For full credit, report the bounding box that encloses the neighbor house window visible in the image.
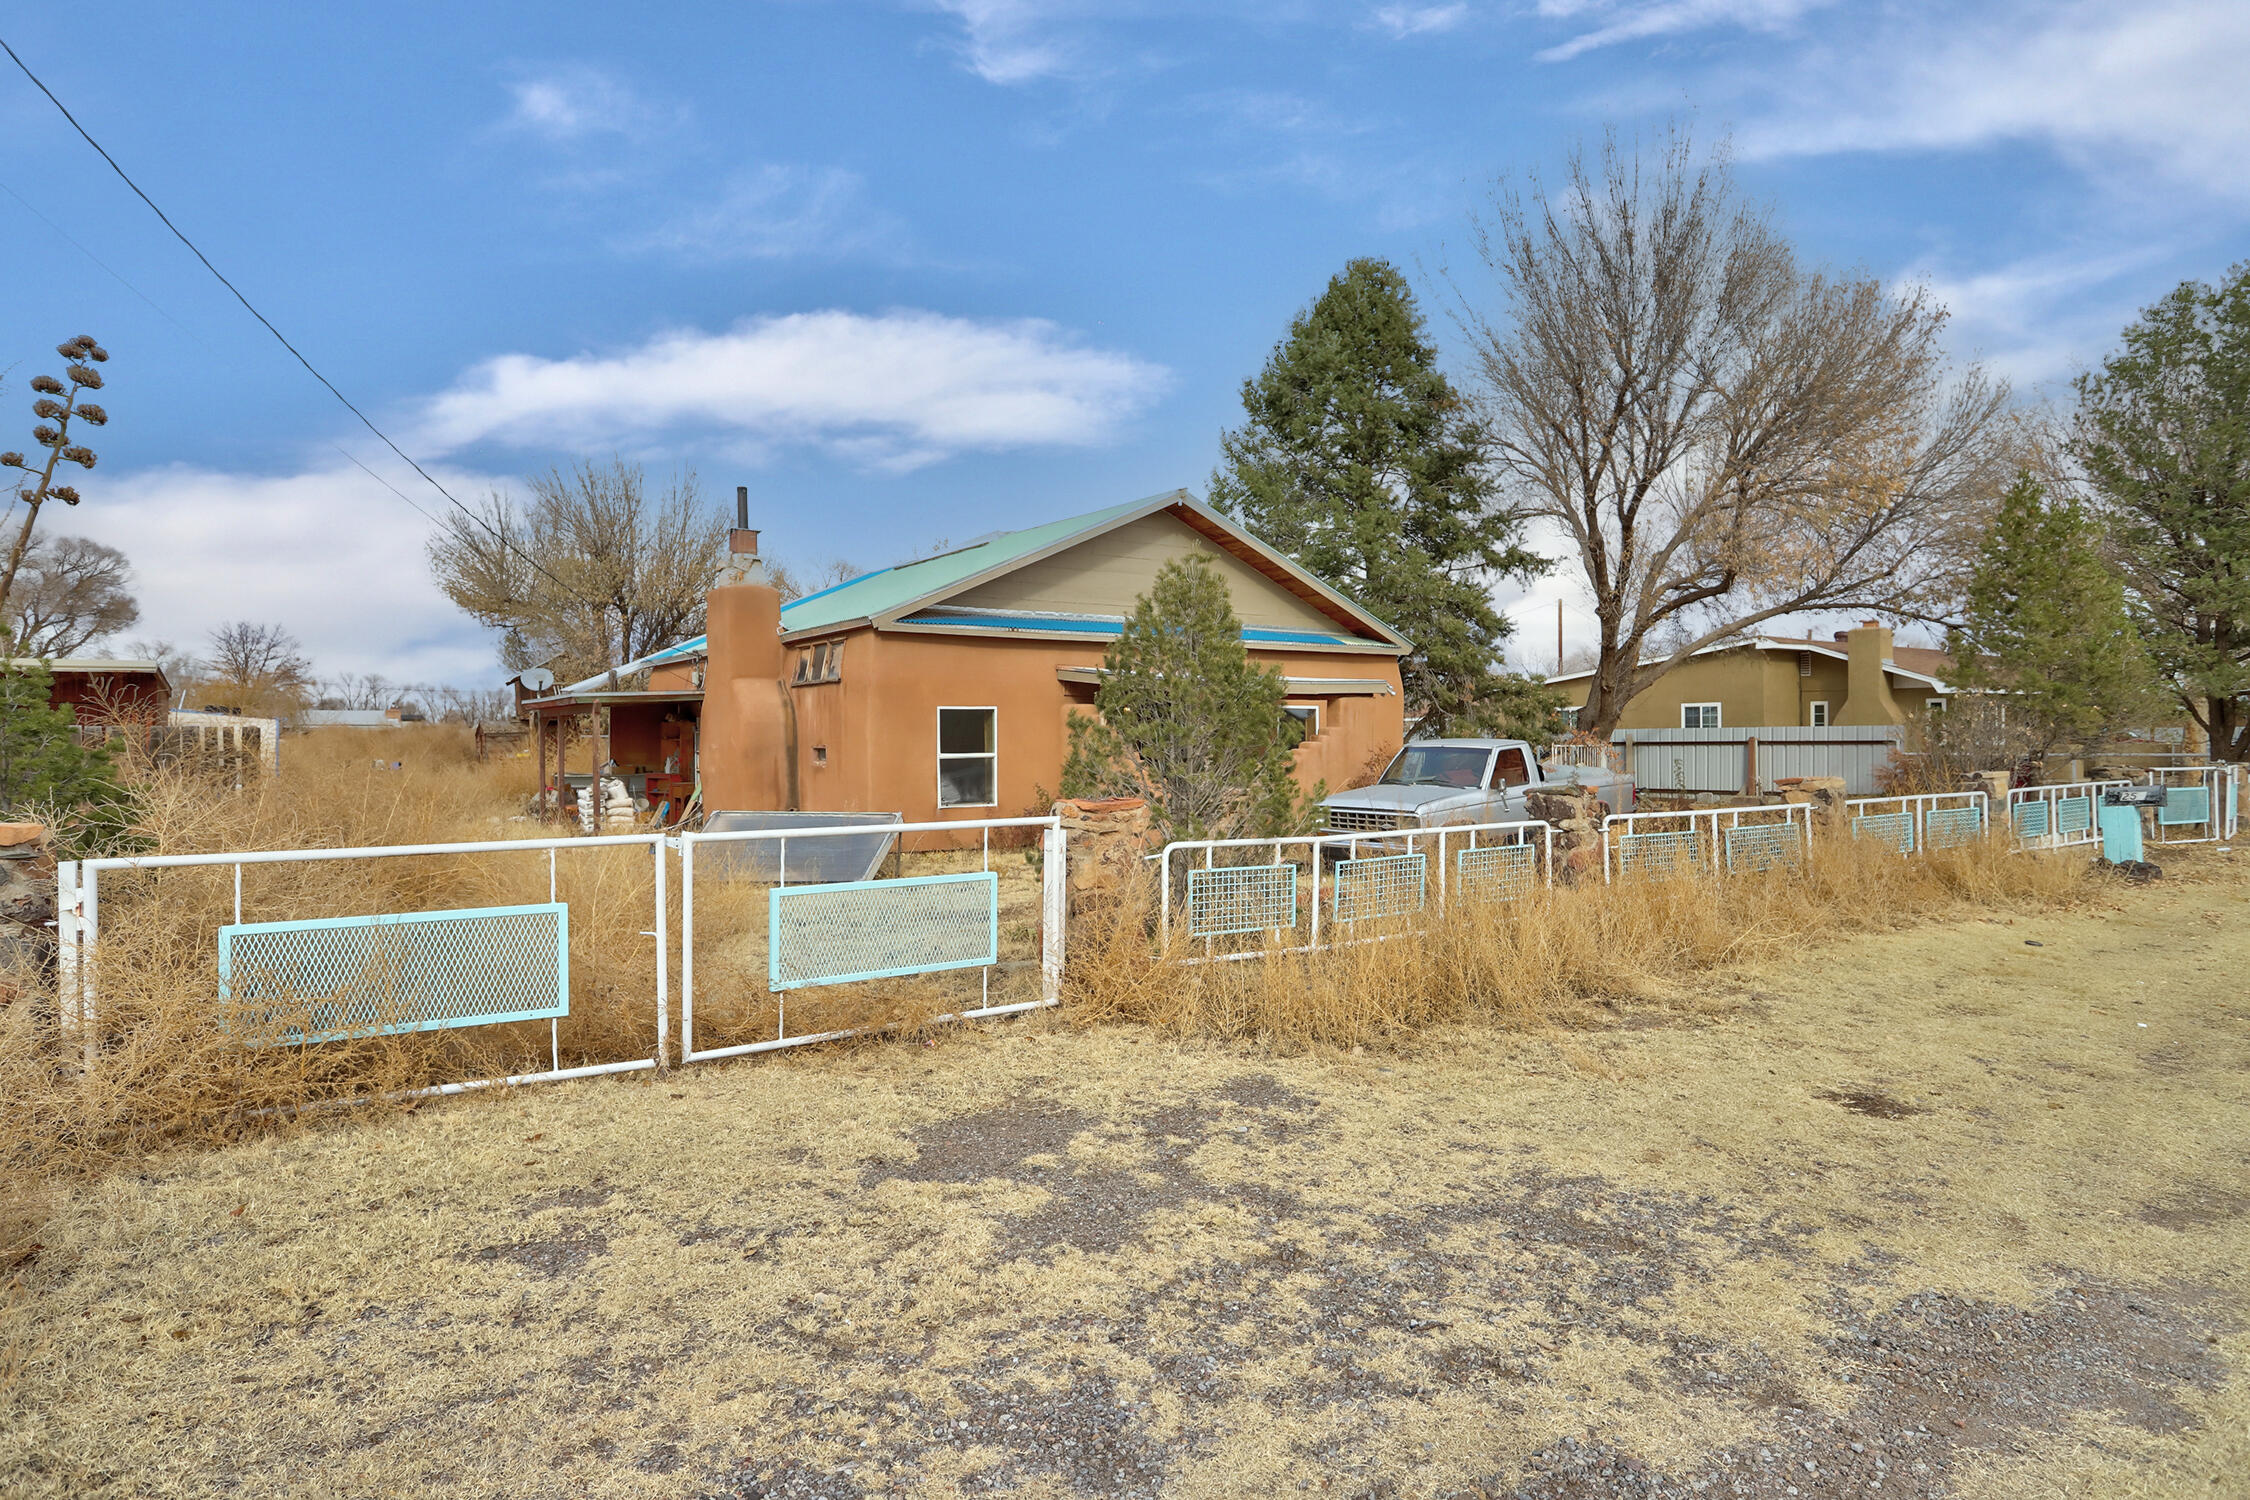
[937,707,997,807]
[1927,698,1947,714]
[1808,701,1830,728]
[1281,704,1319,745]
[1681,703,1721,729]
[1557,706,1580,731]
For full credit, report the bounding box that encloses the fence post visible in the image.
[1041,824,1067,1006]
[653,836,669,1072]
[56,859,80,1052]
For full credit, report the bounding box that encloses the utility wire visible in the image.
[0,34,571,601]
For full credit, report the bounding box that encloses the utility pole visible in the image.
[1556,598,1564,677]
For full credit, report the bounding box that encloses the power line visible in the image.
[0,34,574,600]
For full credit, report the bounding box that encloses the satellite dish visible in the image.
[518,668,555,692]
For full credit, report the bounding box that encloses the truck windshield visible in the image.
[1379,747,1492,789]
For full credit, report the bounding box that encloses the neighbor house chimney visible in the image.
[1834,620,1904,728]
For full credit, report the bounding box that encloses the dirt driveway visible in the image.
[5,857,2249,1499]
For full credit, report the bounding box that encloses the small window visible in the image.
[1281,704,1319,746]
[1927,698,1947,714]
[1492,746,1532,788]
[1808,701,1830,728]
[1556,706,1579,731]
[792,641,843,685]
[812,745,828,767]
[1681,703,1721,730]
[937,707,997,808]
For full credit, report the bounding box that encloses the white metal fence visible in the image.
[2005,780,2128,852]
[1844,792,1990,854]
[56,833,668,1093]
[2145,765,2238,846]
[1599,804,1816,883]
[676,816,1066,1062]
[1158,820,1553,963]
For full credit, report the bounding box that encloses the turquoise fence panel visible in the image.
[1455,843,1538,902]
[1725,822,1805,873]
[1924,806,1983,850]
[2159,787,2210,827]
[2055,796,2093,836]
[1186,864,1298,938]
[2011,801,2050,840]
[1617,830,1703,881]
[1333,853,1426,922]
[218,902,568,1046]
[1851,812,1915,853]
[769,872,996,991]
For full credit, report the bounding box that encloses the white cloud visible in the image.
[500,65,671,143]
[66,463,501,686]
[1900,244,2178,392]
[928,0,1086,84]
[414,311,1170,471]
[1370,3,1469,39]
[616,166,904,263]
[1535,0,1828,61]
[1736,0,2250,201]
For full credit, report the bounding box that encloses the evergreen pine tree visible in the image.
[1060,554,1319,841]
[1211,258,1546,737]
[1948,473,2158,758]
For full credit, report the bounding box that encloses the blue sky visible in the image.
[4,0,2247,686]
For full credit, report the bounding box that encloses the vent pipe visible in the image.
[729,485,759,556]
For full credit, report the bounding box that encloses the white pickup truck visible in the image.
[1321,738,1635,833]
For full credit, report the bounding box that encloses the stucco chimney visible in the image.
[701,493,798,811]
[1834,620,1904,728]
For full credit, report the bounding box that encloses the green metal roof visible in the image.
[776,493,1158,634]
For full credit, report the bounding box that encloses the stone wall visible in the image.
[1053,798,1158,916]
[0,822,55,1008]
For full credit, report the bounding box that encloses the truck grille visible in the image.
[1326,808,1408,834]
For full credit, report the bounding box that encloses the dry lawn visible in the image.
[4,851,2248,1498]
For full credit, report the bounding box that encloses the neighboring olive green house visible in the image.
[1549,623,1957,745]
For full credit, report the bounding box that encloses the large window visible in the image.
[1681,703,1722,729]
[937,707,997,808]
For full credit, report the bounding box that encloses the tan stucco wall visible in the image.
[782,630,1403,835]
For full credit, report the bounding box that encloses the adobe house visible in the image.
[527,490,1409,830]
[1546,623,1957,742]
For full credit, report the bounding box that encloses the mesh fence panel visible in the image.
[1455,842,1538,903]
[1724,822,1804,873]
[2055,795,2094,836]
[2159,787,2211,827]
[1185,864,1299,938]
[1333,853,1427,923]
[1924,806,1983,849]
[1851,812,1916,853]
[2011,802,2050,840]
[1616,831,1703,881]
[219,904,568,1045]
[770,872,997,990]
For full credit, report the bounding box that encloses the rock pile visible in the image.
[1775,776,1848,835]
[1522,783,1605,882]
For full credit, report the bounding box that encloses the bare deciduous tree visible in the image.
[7,535,138,656]
[427,459,726,683]
[205,621,313,711]
[1457,129,2016,734]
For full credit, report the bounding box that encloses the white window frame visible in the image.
[1681,702,1722,730]
[1283,703,1320,737]
[935,705,998,809]
[1807,700,1830,728]
[1927,697,1947,714]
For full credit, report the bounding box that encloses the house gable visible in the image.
[938,510,1350,639]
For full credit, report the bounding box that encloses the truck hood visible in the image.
[1323,784,1484,815]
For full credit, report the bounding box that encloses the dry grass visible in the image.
[0,852,2243,1498]
[1070,829,2094,1049]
